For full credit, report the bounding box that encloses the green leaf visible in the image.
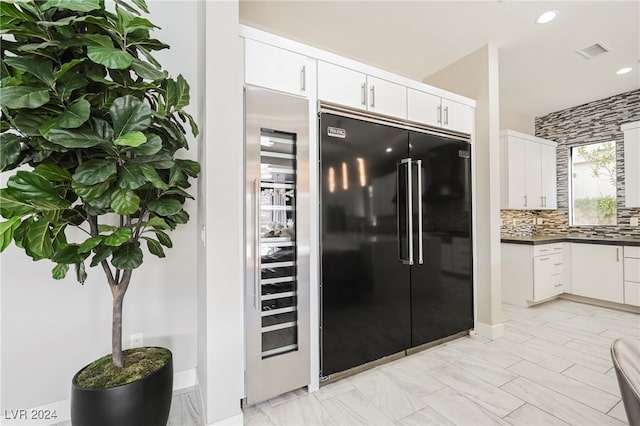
[128,133,161,155]
[139,163,168,190]
[110,188,140,215]
[176,159,201,177]
[41,0,100,12]
[87,46,133,70]
[98,224,116,233]
[7,171,70,208]
[13,113,49,136]
[182,111,199,137]
[145,216,169,230]
[0,133,22,170]
[104,227,132,247]
[147,199,182,216]
[0,2,32,21]
[73,159,116,185]
[47,128,106,148]
[4,56,54,86]
[0,188,33,218]
[75,261,87,284]
[33,163,72,181]
[163,187,194,200]
[57,99,90,129]
[24,217,53,260]
[90,117,114,141]
[0,86,50,109]
[110,95,151,138]
[155,230,173,248]
[163,74,190,113]
[82,34,114,48]
[78,236,103,253]
[90,245,112,267]
[117,163,146,190]
[57,73,87,100]
[131,152,174,169]
[144,237,165,258]
[51,244,88,264]
[130,58,165,81]
[52,263,69,280]
[55,59,84,81]
[71,179,113,200]
[111,242,143,269]
[114,131,146,147]
[126,16,157,32]
[0,217,21,252]
[130,0,149,13]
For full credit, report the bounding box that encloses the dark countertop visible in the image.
[501,235,640,246]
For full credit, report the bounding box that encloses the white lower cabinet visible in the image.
[570,243,624,304]
[502,243,564,307]
[624,246,640,306]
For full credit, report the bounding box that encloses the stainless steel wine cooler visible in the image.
[244,86,310,404]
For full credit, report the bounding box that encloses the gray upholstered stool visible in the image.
[611,337,640,426]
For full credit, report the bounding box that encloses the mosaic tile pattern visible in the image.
[501,90,640,239]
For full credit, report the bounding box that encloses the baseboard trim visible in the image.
[475,322,504,340]
[209,413,243,426]
[10,368,199,426]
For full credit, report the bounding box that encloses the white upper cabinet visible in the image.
[407,89,473,134]
[317,61,407,119]
[622,121,640,208]
[244,39,310,97]
[366,76,407,118]
[501,130,557,210]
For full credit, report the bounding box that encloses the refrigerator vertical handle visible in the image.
[254,178,261,309]
[416,159,423,265]
[397,159,414,265]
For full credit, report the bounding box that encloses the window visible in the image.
[570,141,617,225]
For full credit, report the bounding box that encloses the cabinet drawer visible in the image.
[533,243,562,257]
[625,246,640,259]
[624,281,640,306]
[624,257,640,282]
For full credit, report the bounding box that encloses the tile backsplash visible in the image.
[500,209,640,239]
[501,89,640,240]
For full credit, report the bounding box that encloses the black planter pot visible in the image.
[71,348,173,426]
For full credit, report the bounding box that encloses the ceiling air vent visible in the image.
[576,42,611,59]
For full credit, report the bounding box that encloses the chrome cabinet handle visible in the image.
[444,106,449,125]
[254,178,261,309]
[539,257,550,261]
[416,159,423,265]
[300,65,306,91]
[370,85,376,108]
[437,105,442,124]
[361,83,366,106]
[523,195,528,207]
[540,196,544,208]
[397,159,413,265]
[617,248,620,262]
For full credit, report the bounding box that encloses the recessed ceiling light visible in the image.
[536,10,558,24]
[616,67,632,75]
[385,147,393,153]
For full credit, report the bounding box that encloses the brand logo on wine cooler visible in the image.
[458,150,470,158]
[327,127,346,139]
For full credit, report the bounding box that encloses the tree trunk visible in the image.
[112,288,125,368]
[112,270,133,368]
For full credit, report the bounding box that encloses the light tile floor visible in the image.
[243,299,640,425]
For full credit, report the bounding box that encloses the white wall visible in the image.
[0,0,201,411]
[500,107,535,135]
[425,45,504,336]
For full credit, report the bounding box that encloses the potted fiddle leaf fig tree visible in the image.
[0,0,199,424]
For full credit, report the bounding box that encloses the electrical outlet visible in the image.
[537,218,544,225]
[130,333,143,348]
[631,217,639,227]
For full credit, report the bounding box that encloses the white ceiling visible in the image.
[239,1,640,119]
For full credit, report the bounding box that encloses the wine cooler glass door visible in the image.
[245,86,310,405]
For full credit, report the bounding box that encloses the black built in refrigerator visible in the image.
[320,110,473,377]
